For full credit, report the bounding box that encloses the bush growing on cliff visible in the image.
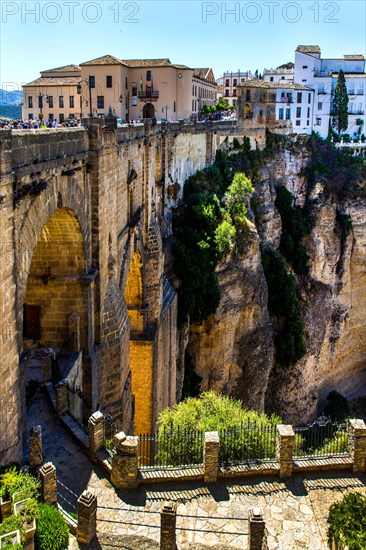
[327,492,366,549]
[275,185,312,275]
[156,391,281,465]
[261,247,306,368]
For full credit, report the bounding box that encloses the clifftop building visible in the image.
[22,55,217,123]
[217,70,253,107]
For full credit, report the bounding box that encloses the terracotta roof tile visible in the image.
[23,76,81,87]
[41,64,81,73]
[238,78,313,91]
[296,45,321,54]
[80,55,127,66]
[121,58,172,67]
[343,55,365,60]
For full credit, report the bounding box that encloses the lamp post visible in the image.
[77,76,94,117]
[162,105,170,122]
[79,96,88,119]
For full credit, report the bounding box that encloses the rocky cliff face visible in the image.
[181,143,366,423]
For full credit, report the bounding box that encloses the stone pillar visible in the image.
[41,349,55,382]
[76,490,97,545]
[69,312,81,353]
[39,462,57,506]
[29,425,42,473]
[110,432,139,489]
[88,411,105,457]
[203,431,219,483]
[348,419,366,473]
[160,501,177,550]
[276,424,295,478]
[55,381,68,415]
[249,507,266,550]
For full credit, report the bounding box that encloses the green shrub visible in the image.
[261,247,306,368]
[156,391,281,465]
[324,390,350,422]
[328,492,366,549]
[0,468,40,503]
[0,514,24,547]
[35,504,69,550]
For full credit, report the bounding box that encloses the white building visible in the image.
[217,70,253,107]
[294,46,366,138]
[263,63,294,83]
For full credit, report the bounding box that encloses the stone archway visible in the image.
[143,103,155,119]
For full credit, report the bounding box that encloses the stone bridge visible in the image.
[0,118,256,464]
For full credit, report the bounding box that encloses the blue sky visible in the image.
[1,0,365,90]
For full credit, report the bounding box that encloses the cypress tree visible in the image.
[331,69,349,138]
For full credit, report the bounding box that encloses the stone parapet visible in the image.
[110,432,139,489]
[348,418,366,473]
[160,501,177,550]
[39,462,57,506]
[55,381,68,416]
[88,411,105,457]
[276,424,295,478]
[203,431,219,483]
[76,490,97,545]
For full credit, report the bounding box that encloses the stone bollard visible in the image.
[55,381,68,415]
[348,419,366,473]
[29,425,43,473]
[110,432,139,489]
[39,462,57,506]
[203,431,219,483]
[76,490,97,545]
[160,501,177,550]
[88,411,105,457]
[276,424,295,478]
[249,507,266,550]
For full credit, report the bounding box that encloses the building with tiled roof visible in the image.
[216,70,253,107]
[23,54,217,122]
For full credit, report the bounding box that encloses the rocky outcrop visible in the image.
[186,228,273,412]
[182,144,366,424]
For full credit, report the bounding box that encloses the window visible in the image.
[28,96,33,108]
[69,96,74,108]
[48,96,53,108]
[307,107,310,117]
[59,96,64,108]
[29,114,33,120]
[233,78,237,86]
[89,75,95,88]
[174,101,176,112]
[286,108,291,120]
[316,117,321,126]
[308,93,311,103]
[297,92,302,103]
[259,109,263,116]
[146,70,151,81]
[233,89,236,97]
[38,96,43,108]
[302,65,308,69]
[106,75,112,88]
[281,76,285,80]
[318,87,325,94]
[225,79,229,87]
[192,99,194,111]
[225,89,229,96]
[192,85,194,95]
[48,113,53,121]
[296,107,301,118]
[302,79,307,82]
[307,120,310,126]
[97,96,104,109]
[318,102,322,110]
[296,120,301,126]
[245,90,251,101]
[125,77,128,89]
[132,84,137,96]
[270,77,274,82]
[59,114,64,123]
[279,108,284,120]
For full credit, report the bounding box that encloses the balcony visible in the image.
[138,90,159,101]
[349,110,364,115]
[318,89,327,95]
[356,90,365,95]
[279,97,293,104]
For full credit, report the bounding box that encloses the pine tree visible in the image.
[331,69,349,138]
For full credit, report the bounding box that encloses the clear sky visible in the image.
[1,0,365,90]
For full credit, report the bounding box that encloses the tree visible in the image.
[331,69,349,137]
[328,492,366,549]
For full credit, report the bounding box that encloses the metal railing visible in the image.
[138,427,204,469]
[219,422,277,466]
[138,90,159,100]
[293,416,349,459]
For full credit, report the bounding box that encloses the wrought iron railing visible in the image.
[219,422,277,466]
[138,90,159,100]
[293,416,349,459]
[138,427,204,469]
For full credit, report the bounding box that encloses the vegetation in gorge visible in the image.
[261,247,306,368]
[327,492,366,550]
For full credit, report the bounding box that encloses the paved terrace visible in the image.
[25,389,366,549]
